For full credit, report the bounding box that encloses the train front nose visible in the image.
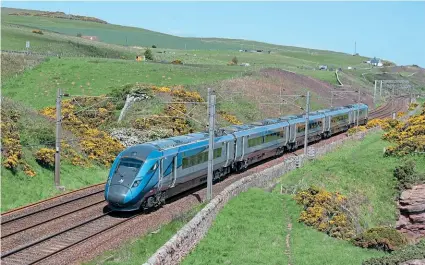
[107,185,132,206]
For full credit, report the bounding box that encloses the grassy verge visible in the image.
[181,189,384,265]
[182,188,287,265]
[84,204,205,265]
[282,195,385,265]
[1,162,108,212]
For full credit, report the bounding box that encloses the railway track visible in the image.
[369,96,408,120]
[0,97,408,265]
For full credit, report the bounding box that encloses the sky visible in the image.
[2,1,425,67]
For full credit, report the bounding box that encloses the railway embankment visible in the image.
[143,127,380,265]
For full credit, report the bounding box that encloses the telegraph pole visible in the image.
[55,88,62,189]
[304,91,310,156]
[373,80,377,106]
[357,88,361,127]
[207,88,216,201]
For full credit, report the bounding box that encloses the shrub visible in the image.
[76,33,82,37]
[394,160,425,190]
[294,186,355,240]
[352,227,407,252]
[35,148,55,169]
[347,126,366,135]
[144,48,154,61]
[152,45,157,48]
[232,56,238,65]
[408,102,419,111]
[363,239,425,265]
[32,29,43,35]
[171,60,183,65]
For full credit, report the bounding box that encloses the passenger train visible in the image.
[105,103,369,211]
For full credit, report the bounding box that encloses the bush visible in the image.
[152,45,157,48]
[35,148,55,169]
[363,239,425,265]
[394,160,425,190]
[352,227,407,252]
[144,48,154,61]
[171,60,183,65]
[32,29,43,35]
[294,186,355,240]
[76,33,82,37]
[232,56,238,65]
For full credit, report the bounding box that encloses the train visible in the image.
[104,103,369,211]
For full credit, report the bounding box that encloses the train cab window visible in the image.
[118,158,143,170]
[115,158,143,177]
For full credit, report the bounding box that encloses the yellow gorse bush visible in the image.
[41,97,124,166]
[1,108,36,176]
[295,186,355,240]
[218,111,243,125]
[367,102,425,156]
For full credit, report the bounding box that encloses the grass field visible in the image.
[1,57,247,109]
[178,132,425,264]
[1,162,108,212]
[181,189,384,265]
[274,132,425,228]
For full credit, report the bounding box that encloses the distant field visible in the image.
[1,57,247,109]
[2,8,368,64]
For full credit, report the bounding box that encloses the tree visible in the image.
[144,48,154,61]
[76,33,82,37]
[152,45,157,48]
[232,56,238,65]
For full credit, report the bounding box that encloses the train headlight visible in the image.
[132,180,141,188]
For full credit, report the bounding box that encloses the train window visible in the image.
[248,136,263,147]
[331,114,349,123]
[182,147,223,169]
[264,132,280,143]
[297,124,305,133]
[214,148,222,159]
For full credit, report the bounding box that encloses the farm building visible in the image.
[366,57,383,67]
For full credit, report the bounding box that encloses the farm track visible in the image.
[0,97,408,265]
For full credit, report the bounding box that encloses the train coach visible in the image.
[105,103,368,211]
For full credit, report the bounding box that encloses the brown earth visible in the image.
[214,68,375,119]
